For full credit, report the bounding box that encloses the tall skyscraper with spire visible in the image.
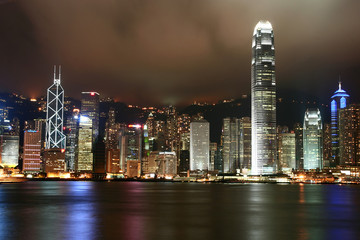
[45,66,66,149]
[251,21,276,175]
[330,80,350,167]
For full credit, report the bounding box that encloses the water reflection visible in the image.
[0,182,360,240]
[64,182,98,240]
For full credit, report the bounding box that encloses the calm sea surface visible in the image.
[1,181,360,240]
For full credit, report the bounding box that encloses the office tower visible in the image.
[156,152,177,177]
[145,112,155,138]
[119,125,142,174]
[127,160,141,178]
[0,121,19,168]
[209,142,217,171]
[330,82,350,166]
[278,132,296,173]
[222,118,240,173]
[339,104,360,165]
[215,145,223,172]
[34,119,46,149]
[77,115,93,172]
[81,92,100,143]
[180,132,190,150]
[239,117,251,171]
[44,149,66,174]
[179,150,190,173]
[251,21,277,175]
[294,123,304,170]
[93,139,106,178]
[46,66,66,149]
[165,106,178,151]
[303,109,323,170]
[22,130,41,173]
[64,109,80,171]
[322,124,332,168]
[190,120,209,171]
[105,109,122,173]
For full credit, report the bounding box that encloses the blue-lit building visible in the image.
[330,82,350,167]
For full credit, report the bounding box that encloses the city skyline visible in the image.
[0,1,360,106]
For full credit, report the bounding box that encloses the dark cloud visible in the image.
[0,0,360,105]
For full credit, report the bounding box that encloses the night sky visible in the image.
[0,0,360,106]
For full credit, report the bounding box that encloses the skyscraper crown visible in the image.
[253,20,273,35]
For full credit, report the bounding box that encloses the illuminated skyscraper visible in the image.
[251,21,276,174]
[278,132,296,173]
[323,123,332,168]
[0,121,19,168]
[209,142,217,171]
[64,109,80,171]
[330,81,350,166]
[294,123,304,170]
[303,109,323,170]
[190,120,209,171]
[119,125,142,175]
[46,66,66,149]
[23,130,41,173]
[239,117,252,171]
[222,118,240,173]
[105,109,122,173]
[339,104,360,166]
[81,92,100,143]
[77,115,93,172]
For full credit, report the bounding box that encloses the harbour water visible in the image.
[0,182,359,240]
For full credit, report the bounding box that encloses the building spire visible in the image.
[338,75,342,90]
[53,65,56,82]
[53,65,61,85]
[59,65,61,81]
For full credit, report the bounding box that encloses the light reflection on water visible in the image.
[0,182,360,240]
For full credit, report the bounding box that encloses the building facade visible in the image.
[239,117,251,171]
[77,115,93,172]
[222,118,240,173]
[190,120,209,171]
[64,109,80,171]
[23,130,42,173]
[81,92,100,143]
[339,104,360,166]
[278,132,296,173]
[303,109,323,170]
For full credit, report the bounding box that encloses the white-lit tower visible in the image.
[303,108,323,170]
[251,21,277,175]
[45,65,66,149]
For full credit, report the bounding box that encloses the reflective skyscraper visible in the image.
[46,66,66,149]
[222,118,240,173]
[303,108,323,170]
[251,21,276,175]
[190,120,209,171]
[330,82,350,166]
[81,92,100,143]
[77,115,93,172]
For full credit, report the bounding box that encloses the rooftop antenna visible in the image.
[53,65,56,80]
[338,75,342,90]
[53,65,61,85]
[59,65,61,81]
